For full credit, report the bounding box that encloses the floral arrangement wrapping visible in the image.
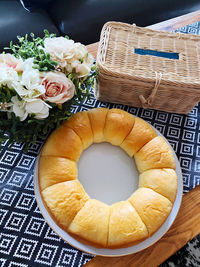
[0,31,95,150]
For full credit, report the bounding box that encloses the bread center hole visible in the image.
[78,143,139,205]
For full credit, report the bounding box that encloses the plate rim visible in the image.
[33,124,183,257]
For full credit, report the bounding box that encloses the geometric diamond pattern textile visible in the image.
[1,22,200,266]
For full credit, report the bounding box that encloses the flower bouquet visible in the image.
[0,30,95,150]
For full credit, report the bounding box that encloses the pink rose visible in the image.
[0,53,22,72]
[41,72,75,104]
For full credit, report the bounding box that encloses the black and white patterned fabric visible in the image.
[1,22,200,267]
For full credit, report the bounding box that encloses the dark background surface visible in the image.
[0,0,200,51]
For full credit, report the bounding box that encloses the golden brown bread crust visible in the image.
[39,156,77,191]
[42,180,89,230]
[62,111,93,150]
[39,108,178,248]
[41,126,83,162]
[134,136,176,173]
[129,188,172,236]
[87,108,108,143]
[120,117,157,157]
[104,108,135,145]
[68,199,110,247]
[139,168,178,203]
[108,201,148,248]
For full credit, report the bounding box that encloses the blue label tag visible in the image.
[134,48,179,60]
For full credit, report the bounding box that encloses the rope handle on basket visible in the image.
[139,72,162,108]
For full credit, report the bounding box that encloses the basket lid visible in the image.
[97,21,200,87]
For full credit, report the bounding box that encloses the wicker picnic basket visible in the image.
[95,21,200,114]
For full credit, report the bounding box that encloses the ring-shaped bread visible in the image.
[39,108,177,248]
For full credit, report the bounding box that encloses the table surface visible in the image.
[0,10,200,267]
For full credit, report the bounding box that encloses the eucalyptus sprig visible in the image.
[6,30,58,71]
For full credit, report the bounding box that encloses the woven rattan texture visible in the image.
[96,22,200,114]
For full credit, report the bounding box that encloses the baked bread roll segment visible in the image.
[39,156,77,191]
[104,109,135,145]
[41,126,83,162]
[120,117,157,157]
[38,108,178,249]
[129,188,172,236]
[87,108,108,143]
[108,201,148,248]
[139,168,178,203]
[134,136,176,173]
[42,180,89,231]
[68,199,109,247]
[62,111,93,150]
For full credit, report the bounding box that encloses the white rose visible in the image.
[21,68,43,91]
[0,53,22,72]
[9,96,50,121]
[73,43,88,59]
[72,62,91,78]
[21,58,34,71]
[0,64,20,89]
[16,59,45,98]
[41,72,75,104]
[43,37,93,75]
[9,96,28,121]
[70,44,93,77]
[25,99,50,119]
[72,43,94,66]
[43,37,75,67]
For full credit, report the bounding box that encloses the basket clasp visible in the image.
[139,72,162,108]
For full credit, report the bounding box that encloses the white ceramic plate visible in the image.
[34,128,183,257]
